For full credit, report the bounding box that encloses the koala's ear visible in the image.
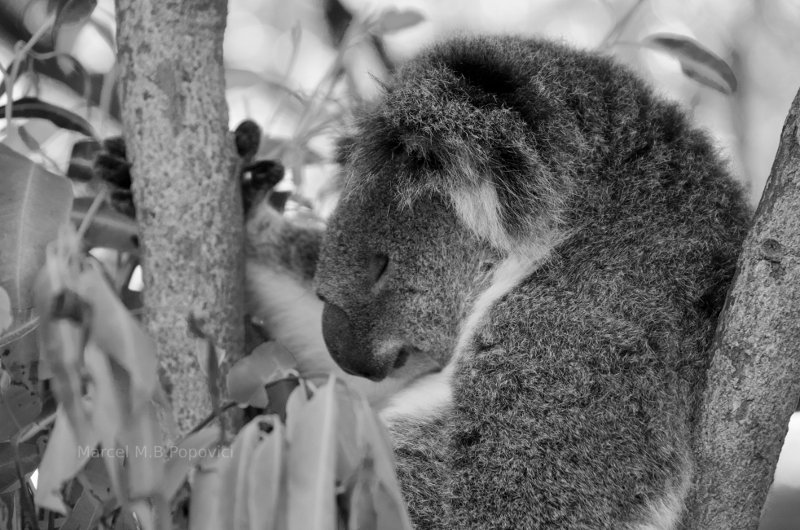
[366,38,573,253]
[442,45,554,135]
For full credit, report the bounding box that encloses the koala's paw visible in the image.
[91,120,287,218]
[241,159,286,214]
[93,136,135,218]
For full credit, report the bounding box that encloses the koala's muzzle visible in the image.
[322,301,396,380]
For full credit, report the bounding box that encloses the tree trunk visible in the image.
[688,87,800,528]
[116,0,243,438]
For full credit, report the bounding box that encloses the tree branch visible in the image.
[688,86,800,528]
[116,0,244,438]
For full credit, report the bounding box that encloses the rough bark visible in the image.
[688,87,800,528]
[116,0,243,438]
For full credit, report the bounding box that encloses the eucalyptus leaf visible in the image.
[58,489,102,530]
[49,0,98,38]
[347,457,377,530]
[0,288,10,335]
[0,383,41,442]
[33,232,92,440]
[0,442,39,493]
[71,197,139,253]
[163,425,221,500]
[232,419,263,530]
[643,33,737,94]
[0,143,72,338]
[286,377,338,530]
[34,406,97,514]
[0,97,97,137]
[227,341,298,408]
[83,342,125,502]
[247,417,285,530]
[189,456,226,530]
[370,8,425,36]
[353,398,411,529]
[77,265,158,412]
[120,400,163,499]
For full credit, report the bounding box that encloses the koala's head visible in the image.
[316,179,497,380]
[316,36,588,381]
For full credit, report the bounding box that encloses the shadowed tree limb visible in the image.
[688,86,800,529]
[115,0,244,439]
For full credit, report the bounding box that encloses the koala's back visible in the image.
[375,37,751,529]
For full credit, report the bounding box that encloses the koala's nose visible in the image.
[321,302,386,380]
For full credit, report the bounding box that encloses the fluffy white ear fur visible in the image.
[449,182,512,251]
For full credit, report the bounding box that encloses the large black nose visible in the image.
[321,301,388,380]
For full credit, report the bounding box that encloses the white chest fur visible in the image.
[379,251,547,426]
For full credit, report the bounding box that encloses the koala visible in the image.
[97,34,751,529]
[270,35,750,529]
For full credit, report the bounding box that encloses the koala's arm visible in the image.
[244,203,331,370]
[246,201,323,286]
[394,278,696,529]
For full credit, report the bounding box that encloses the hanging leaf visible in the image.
[0,97,97,138]
[0,143,72,343]
[77,265,159,413]
[225,69,307,108]
[0,288,10,335]
[70,197,139,253]
[352,398,411,529]
[189,456,226,530]
[33,230,93,441]
[0,442,40,492]
[0,383,41,442]
[284,383,311,440]
[230,419,264,530]
[189,438,240,530]
[59,489,102,530]
[332,385,361,486]
[643,33,737,94]
[35,406,98,514]
[247,417,285,530]
[226,341,298,408]
[163,426,221,500]
[79,455,117,505]
[370,8,425,36]
[17,126,43,155]
[82,343,125,502]
[286,376,338,530]
[48,0,98,36]
[120,400,163,499]
[347,456,378,530]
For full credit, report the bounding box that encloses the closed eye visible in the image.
[369,253,390,286]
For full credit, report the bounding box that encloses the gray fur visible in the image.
[250,35,751,529]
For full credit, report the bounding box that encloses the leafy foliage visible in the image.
[186,378,411,530]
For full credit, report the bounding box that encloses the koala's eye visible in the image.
[369,253,390,285]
